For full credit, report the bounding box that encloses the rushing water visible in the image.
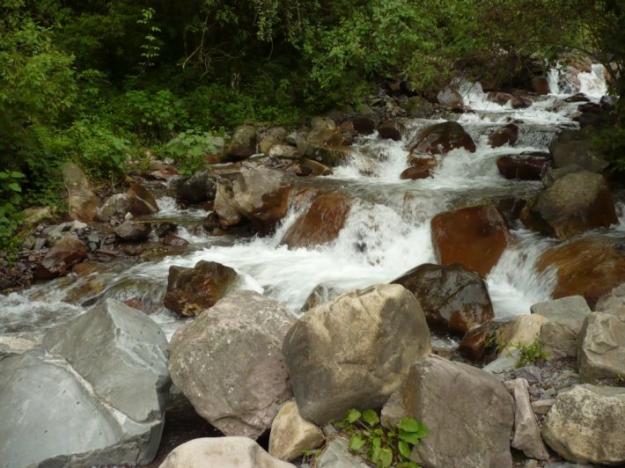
[1,66,621,340]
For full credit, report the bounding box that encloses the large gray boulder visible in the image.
[159,437,294,468]
[578,311,625,383]
[400,355,514,468]
[0,299,169,467]
[169,291,294,438]
[283,284,431,425]
[542,385,625,465]
[531,296,591,359]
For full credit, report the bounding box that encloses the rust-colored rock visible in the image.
[458,321,500,362]
[487,92,530,109]
[536,237,625,308]
[164,260,238,317]
[400,156,437,180]
[431,205,509,277]
[521,171,618,239]
[532,76,551,95]
[488,124,519,148]
[127,182,159,216]
[377,120,403,141]
[281,192,351,248]
[410,121,476,155]
[393,263,494,336]
[35,235,88,280]
[497,154,550,180]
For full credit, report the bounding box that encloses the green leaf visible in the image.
[349,434,366,453]
[398,440,412,458]
[370,436,381,461]
[362,409,380,427]
[8,183,21,192]
[378,447,393,468]
[399,430,425,445]
[397,418,429,437]
[345,409,362,424]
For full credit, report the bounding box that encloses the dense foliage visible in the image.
[0,0,624,249]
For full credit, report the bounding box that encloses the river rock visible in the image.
[163,260,238,317]
[458,321,500,362]
[260,127,288,154]
[352,115,377,135]
[488,123,519,148]
[316,438,369,468]
[269,401,324,461]
[0,299,169,467]
[536,237,625,307]
[531,296,591,359]
[431,204,509,276]
[174,170,217,205]
[63,162,99,222]
[283,284,431,425]
[298,117,350,166]
[399,355,514,468]
[214,163,292,231]
[437,87,464,110]
[159,437,295,468]
[114,220,151,242]
[377,120,403,140]
[596,283,625,316]
[505,378,549,460]
[169,291,294,438]
[578,311,625,383]
[226,124,257,160]
[392,263,493,336]
[542,384,625,465]
[35,234,88,279]
[521,171,617,239]
[487,92,530,108]
[532,76,551,94]
[497,154,550,180]
[127,181,159,216]
[400,156,437,180]
[281,192,351,248]
[96,193,131,222]
[550,129,609,173]
[410,121,476,155]
[498,314,547,356]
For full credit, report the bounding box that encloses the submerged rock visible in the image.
[543,385,625,465]
[431,204,509,277]
[410,121,476,155]
[159,437,294,468]
[169,291,294,439]
[392,263,493,336]
[0,299,169,467]
[163,260,238,317]
[521,171,617,239]
[283,284,431,425]
[281,192,351,248]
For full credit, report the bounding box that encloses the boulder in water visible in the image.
[281,192,351,248]
[174,170,217,205]
[377,120,403,140]
[531,76,550,94]
[63,162,99,222]
[487,92,530,109]
[496,153,550,180]
[96,193,131,222]
[159,437,295,468]
[396,355,514,468]
[114,220,151,242]
[437,87,464,111]
[536,237,625,308]
[352,115,377,135]
[34,234,88,279]
[297,117,351,166]
[127,181,159,216]
[283,284,431,425]
[521,171,618,239]
[431,204,509,277]
[392,263,494,336]
[549,129,609,173]
[542,385,625,465]
[164,260,238,317]
[169,291,294,438]
[488,123,519,148]
[400,156,437,180]
[410,121,476,155]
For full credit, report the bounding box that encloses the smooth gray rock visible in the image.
[96,193,131,222]
[401,355,514,468]
[596,283,625,317]
[543,384,625,465]
[316,438,369,468]
[1,299,170,468]
[43,299,170,423]
[169,291,294,439]
[504,378,549,460]
[578,311,625,383]
[532,296,591,359]
[114,220,151,242]
[159,437,294,468]
[283,284,431,425]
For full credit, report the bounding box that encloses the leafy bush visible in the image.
[118,89,188,140]
[0,171,25,252]
[162,130,223,174]
[334,408,428,468]
[516,341,548,367]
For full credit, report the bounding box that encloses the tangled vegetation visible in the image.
[0,0,624,250]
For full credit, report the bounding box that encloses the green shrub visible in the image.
[516,341,548,367]
[118,89,188,140]
[333,408,428,468]
[0,171,25,253]
[162,130,223,174]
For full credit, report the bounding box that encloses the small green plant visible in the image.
[0,170,25,253]
[334,408,428,468]
[516,341,548,368]
[161,130,223,174]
